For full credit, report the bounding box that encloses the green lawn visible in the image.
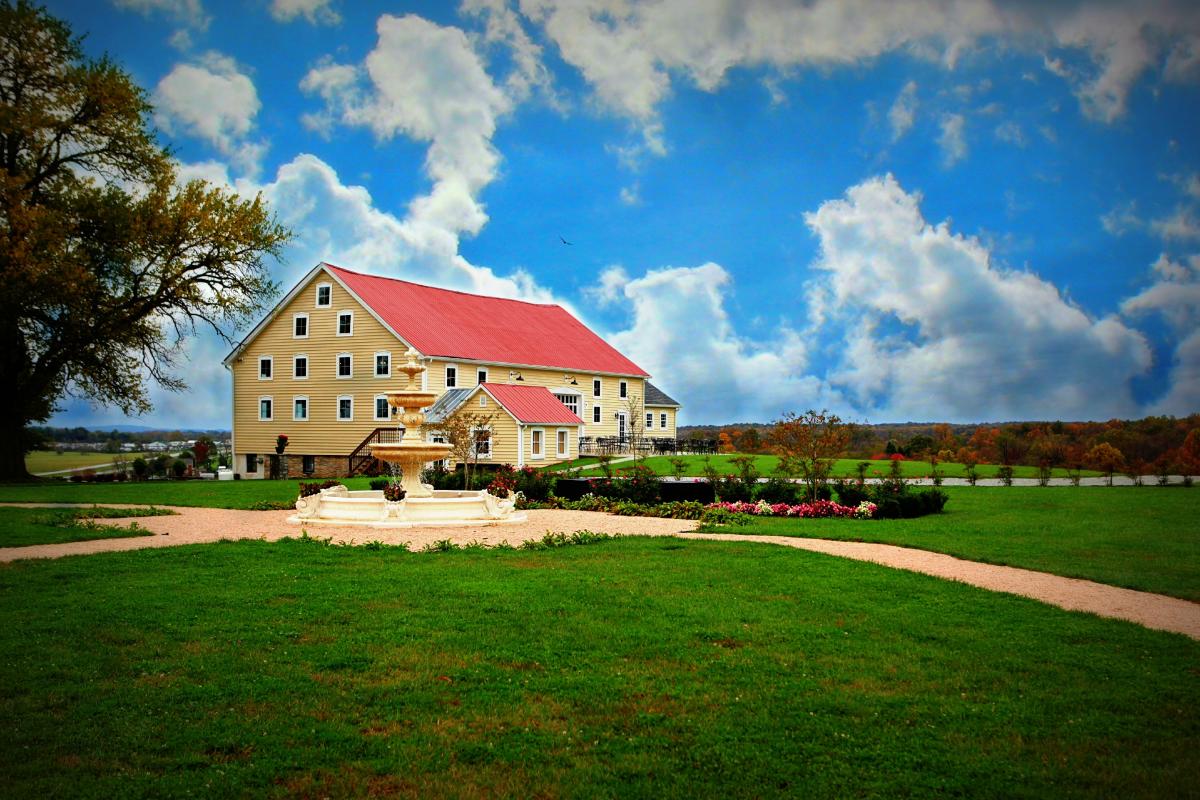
[0,507,174,548]
[0,536,1196,798]
[572,454,1101,479]
[705,487,1200,602]
[0,477,378,510]
[25,450,153,474]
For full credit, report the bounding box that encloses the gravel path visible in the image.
[2,504,1197,639]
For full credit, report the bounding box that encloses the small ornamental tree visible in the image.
[441,409,499,490]
[1085,442,1126,487]
[769,409,851,502]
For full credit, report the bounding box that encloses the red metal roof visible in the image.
[481,383,584,425]
[326,264,648,376]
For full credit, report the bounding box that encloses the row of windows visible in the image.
[259,353,392,380]
[443,364,629,400]
[646,412,669,429]
[258,395,395,422]
[289,309,354,339]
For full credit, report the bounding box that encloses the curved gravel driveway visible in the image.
[2,504,1197,640]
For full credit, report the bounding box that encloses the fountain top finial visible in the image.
[399,348,424,388]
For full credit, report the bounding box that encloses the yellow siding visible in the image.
[231,269,410,461]
[645,406,678,438]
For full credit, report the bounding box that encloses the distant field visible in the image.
[565,454,1103,479]
[25,450,153,474]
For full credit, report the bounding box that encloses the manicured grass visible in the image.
[0,507,174,547]
[574,454,1100,479]
[25,450,153,474]
[0,537,1196,797]
[539,456,602,472]
[0,477,377,510]
[706,487,1200,602]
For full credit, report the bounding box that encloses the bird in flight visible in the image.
[559,235,573,246]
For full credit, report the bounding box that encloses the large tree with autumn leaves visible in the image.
[0,1,289,479]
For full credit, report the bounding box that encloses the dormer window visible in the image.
[315,283,332,307]
[337,311,353,336]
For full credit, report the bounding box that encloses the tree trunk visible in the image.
[0,416,32,481]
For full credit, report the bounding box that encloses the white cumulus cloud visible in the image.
[888,80,919,141]
[803,174,1153,421]
[937,113,967,167]
[154,52,266,176]
[1121,253,1200,415]
[605,263,825,423]
[270,0,340,25]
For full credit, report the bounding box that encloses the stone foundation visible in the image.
[285,454,350,479]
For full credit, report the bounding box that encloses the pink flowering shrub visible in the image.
[706,499,876,519]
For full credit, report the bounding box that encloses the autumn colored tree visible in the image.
[1,2,289,479]
[932,423,958,453]
[967,427,1000,463]
[769,409,851,501]
[1179,429,1200,481]
[1085,442,1126,487]
[440,409,500,489]
[717,430,735,453]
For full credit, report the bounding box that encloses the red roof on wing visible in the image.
[481,383,584,425]
[325,264,648,376]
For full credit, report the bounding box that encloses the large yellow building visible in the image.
[223,263,681,478]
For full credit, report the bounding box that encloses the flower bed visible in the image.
[708,499,877,519]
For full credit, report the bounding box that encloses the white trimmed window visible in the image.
[337,310,353,336]
[293,354,308,379]
[593,378,602,397]
[530,428,544,460]
[477,367,488,385]
[646,412,654,429]
[258,356,273,380]
[374,351,391,378]
[258,396,273,421]
[592,404,601,424]
[555,393,580,416]
[336,353,352,379]
[293,396,309,421]
[293,313,309,339]
[445,363,458,388]
[619,380,628,399]
[473,428,491,459]
[479,395,487,407]
[374,395,390,421]
[337,395,353,421]
[556,429,569,458]
[315,282,332,307]
[661,413,667,429]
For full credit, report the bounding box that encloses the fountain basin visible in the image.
[289,485,526,529]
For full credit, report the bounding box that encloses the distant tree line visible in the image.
[27,426,229,449]
[683,413,1200,473]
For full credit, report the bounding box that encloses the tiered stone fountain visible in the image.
[289,350,524,528]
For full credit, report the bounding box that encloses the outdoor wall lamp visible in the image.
[509,371,524,381]
[563,374,578,385]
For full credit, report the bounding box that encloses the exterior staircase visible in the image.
[347,427,404,476]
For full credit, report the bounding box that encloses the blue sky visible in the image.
[45,0,1200,428]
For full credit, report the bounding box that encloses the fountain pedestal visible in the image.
[287,350,525,529]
